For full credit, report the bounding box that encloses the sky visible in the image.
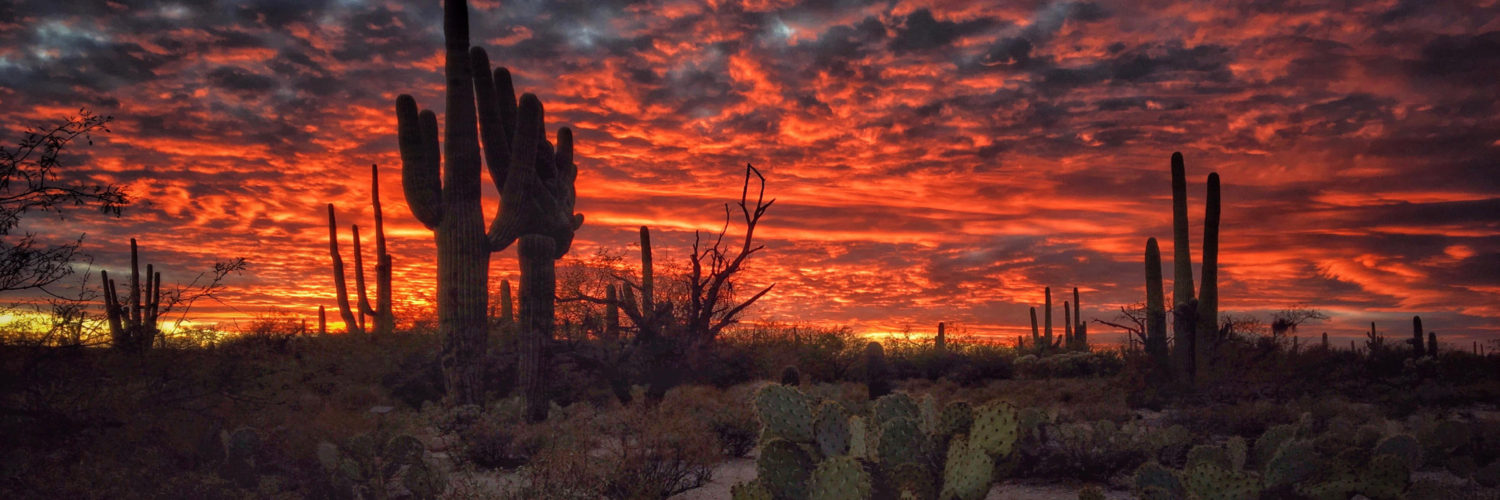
[1,0,1497,345]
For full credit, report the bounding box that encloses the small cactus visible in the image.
[781,365,801,386]
[865,341,891,400]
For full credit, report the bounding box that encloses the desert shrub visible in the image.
[382,348,445,408]
[661,384,758,458]
[945,343,1015,385]
[1027,419,1153,481]
[598,403,718,499]
[694,341,761,388]
[1014,351,1123,379]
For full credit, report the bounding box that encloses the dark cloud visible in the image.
[1412,31,1500,87]
[889,8,996,53]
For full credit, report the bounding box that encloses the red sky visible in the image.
[2,0,1498,345]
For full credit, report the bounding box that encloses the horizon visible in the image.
[2,0,1498,344]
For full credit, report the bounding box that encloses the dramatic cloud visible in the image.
[1,0,1497,344]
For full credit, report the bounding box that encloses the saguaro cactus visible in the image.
[1073,287,1087,351]
[1145,238,1169,373]
[327,205,363,335]
[1196,172,1220,372]
[604,284,619,339]
[361,165,395,335]
[1064,301,1073,348]
[498,279,513,324]
[639,225,654,314]
[1044,287,1053,348]
[1410,316,1424,358]
[936,322,946,352]
[327,165,396,336]
[1029,307,1040,346]
[866,341,891,400]
[102,238,161,353]
[395,0,582,409]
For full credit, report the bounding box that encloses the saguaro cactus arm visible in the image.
[397,97,443,229]
[327,205,363,335]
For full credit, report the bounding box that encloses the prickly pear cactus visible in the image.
[731,480,774,500]
[1226,436,1248,471]
[848,415,869,459]
[1253,423,1296,469]
[1264,439,1320,490]
[1358,454,1410,500]
[939,435,995,500]
[937,401,973,440]
[758,438,814,500]
[220,426,262,488]
[919,394,939,435]
[1181,464,1259,500]
[969,401,1019,457]
[755,384,816,443]
[814,401,851,457]
[808,456,872,500]
[877,417,925,467]
[319,434,443,500]
[889,462,936,500]
[1186,443,1233,471]
[1132,462,1184,499]
[873,392,919,425]
[1374,433,1422,470]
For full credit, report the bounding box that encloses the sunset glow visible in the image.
[2,0,1497,344]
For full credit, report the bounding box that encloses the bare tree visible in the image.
[0,109,128,295]
[1270,305,1328,337]
[683,163,776,342]
[1094,302,1146,347]
[561,164,775,401]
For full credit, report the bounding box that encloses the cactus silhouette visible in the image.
[1410,316,1424,358]
[101,238,161,353]
[1073,287,1088,351]
[394,0,582,410]
[1044,286,1054,348]
[326,165,395,336]
[327,204,362,335]
[1196,172,1220,356]
[1029,306,1039,347]
[1145,237,1169,372]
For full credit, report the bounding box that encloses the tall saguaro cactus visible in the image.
[395,0,582,410]
[1159,152,1222,383]
[1072,287,1087,351]
[327,165,396,336]
[640,225,654,314]
[102,238,161,353]
[327,205,364,335]
[1196,172,1220,370]
[1043,286,1053,348]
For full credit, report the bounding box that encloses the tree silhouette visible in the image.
[0,109,128,294]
